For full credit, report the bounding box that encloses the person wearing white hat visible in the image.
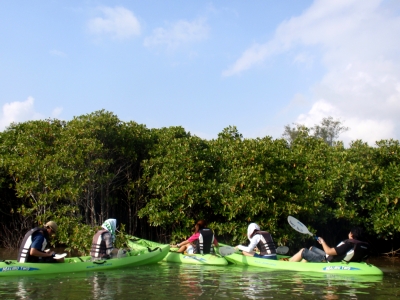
[17,220,64,263]
[235,223,277,260]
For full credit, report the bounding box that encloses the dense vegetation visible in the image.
[0,110,399,255]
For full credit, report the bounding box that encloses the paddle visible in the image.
[218,245,289,257]
[54,253,67,260]
[288,216,319,240]
[45,249,67,260]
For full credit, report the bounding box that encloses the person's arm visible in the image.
[318,237,337,256]
[213,237,219,247]
[237,236,259,253]
[176,233,199,247]
[30,248,55,258]
[30,235,55,258]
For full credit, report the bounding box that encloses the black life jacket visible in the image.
[194,228,215,254]
[90,229,112,259]
[252,230,276,256]
[17,227,48,263]
[328,239,370,263]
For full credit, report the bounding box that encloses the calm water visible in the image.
[1,249,399,299]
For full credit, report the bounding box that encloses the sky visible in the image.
[1,0,400,146]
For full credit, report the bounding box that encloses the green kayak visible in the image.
[127,236,228,266]
[0,243,169,277]
[224,252,383,276]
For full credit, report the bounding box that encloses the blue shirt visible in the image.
[31,231,47,251]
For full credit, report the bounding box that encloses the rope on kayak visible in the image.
[93,260,107,264]
[1,260,12,265]
[147,247,162,252]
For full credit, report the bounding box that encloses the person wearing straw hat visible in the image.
[17,220,64,263]
[90,218,121,260]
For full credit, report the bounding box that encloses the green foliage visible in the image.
[1,112,400,254]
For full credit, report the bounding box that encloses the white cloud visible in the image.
[87,6,141,40]
[144,18,209,49]
[342,118,394,146]
[0,97,44,131]
[295,99,397,146]
[224,0,400,142]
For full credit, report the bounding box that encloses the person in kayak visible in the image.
[235,223,277,260]
[173,220,219,254]
[91,218,121,260]
[289,226,369,263]
[17,220,64,263]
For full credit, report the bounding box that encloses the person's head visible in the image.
[45,221,58,236]
[194,220,207,233]
[102,219,117,241]
[247,223,260,240]
[350,226,364,240]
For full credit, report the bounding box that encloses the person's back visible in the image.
[194,227,215,254]
[253,230,276,256]
[18,227,47,263]
[90,219,117,260]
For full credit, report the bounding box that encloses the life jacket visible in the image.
[90,229,112,259]
[17,227,48,263]
[194,228,215,254]
[252,231,276,256]
[328,239,370,263]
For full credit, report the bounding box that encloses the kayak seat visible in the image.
[342,242,370,263]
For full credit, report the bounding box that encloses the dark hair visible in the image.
[350,226,364,240]
[194,220,207,233]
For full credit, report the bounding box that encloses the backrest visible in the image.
[343,241,370,263]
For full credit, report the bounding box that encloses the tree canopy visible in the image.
[0,111,399,255]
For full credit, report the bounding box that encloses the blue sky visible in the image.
[1,0,400,145]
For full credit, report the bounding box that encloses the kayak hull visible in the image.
[0,244,169,277]
[127,236,228,265]
[224,252,383,275]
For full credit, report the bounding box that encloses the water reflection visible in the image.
[0,259,399,299]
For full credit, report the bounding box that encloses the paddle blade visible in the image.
[54,253,67,259]
[288,216,313,236]
[219,246,236,257]
[276,246,289,255]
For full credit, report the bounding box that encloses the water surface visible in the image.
[1,249,399,299]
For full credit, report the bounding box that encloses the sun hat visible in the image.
[45,221,58,233]
[102,219,117,242]
[247,223,260,240]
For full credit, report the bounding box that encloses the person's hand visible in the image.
[317,237,325,245]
